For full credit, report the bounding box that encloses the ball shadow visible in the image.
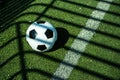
[50,27,69,51]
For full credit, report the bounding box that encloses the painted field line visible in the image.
[52,0,112,80]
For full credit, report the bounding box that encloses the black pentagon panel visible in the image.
[29,29,37,39]
[45,29,53,39]
[37,45,47,51]
[37,21,45,24]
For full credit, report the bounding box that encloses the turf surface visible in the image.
[0,0,120,80]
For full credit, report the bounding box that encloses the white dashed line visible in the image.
[52,0,113,80]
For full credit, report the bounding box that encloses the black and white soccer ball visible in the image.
[26,21,57,52]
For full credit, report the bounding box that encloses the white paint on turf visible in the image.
[52,0,113,79]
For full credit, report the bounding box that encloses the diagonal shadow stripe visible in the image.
[7,68,63,80]
[0,0,34,32]
[60,0,120,17]
[96,0,120,7]
[25,51,117,80]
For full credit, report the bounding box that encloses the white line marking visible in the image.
[52,0,112,79]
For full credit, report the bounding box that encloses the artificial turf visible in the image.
[69,0,120,80]
[0,0,120,80]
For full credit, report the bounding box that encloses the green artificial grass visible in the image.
[0,0,120,80]
[69,0,120,80]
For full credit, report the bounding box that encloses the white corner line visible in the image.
[52,0,113,80]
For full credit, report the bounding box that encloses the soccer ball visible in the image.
[26,21,57,52]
